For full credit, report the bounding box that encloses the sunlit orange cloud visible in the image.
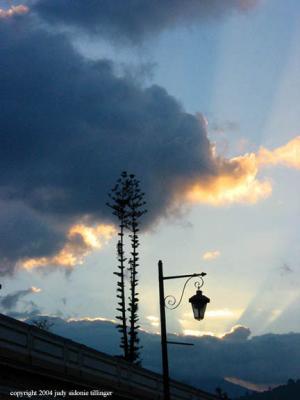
[257,136,300,169]
[186,152,272,205]
[22,223,117,270]
[185,136,300,206]
[31,286,42,293]
[0,5,29,19]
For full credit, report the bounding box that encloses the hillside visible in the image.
[238,379,300,399]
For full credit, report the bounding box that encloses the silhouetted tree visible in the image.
[127,175,146,363]
[31,318,54,331]
[107,172,146,364]
[107,172,131,360]
[216,387,230,399]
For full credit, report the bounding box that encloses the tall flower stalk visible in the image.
[127,175,146,363]
[107,172,146,364]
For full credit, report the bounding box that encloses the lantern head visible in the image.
[189,290,210,321]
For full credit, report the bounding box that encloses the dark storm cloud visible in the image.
[0,17,212,218]
[0,16,217,273]
[0,7,268,273]
[3,295,42,320]
[8,309,40,319]
[0,202,65,275]
[0,287,39,310]
[33,0,258,43]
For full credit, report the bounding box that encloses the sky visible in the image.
[0,0,300,345]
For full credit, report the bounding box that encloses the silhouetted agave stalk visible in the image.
[127,175,146,363]
[107,172,146,364]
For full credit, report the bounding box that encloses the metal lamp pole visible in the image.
[158,260,209,400]
[158,260,170,400]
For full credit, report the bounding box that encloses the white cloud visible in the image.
[202,250,220,261]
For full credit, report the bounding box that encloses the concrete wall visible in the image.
[0,314,217,400]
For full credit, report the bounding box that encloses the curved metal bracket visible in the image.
[164,276,204,310]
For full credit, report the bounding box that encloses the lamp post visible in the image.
[158,260,210,400]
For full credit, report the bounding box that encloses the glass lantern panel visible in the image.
[192,302,207,321]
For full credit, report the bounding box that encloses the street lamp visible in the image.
[158,260,210,400]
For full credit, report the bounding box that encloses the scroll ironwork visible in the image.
[164,276,204,310]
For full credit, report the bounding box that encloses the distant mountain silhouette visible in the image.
[196,378,255,398]
[238,379,300,399]
[23,317,299,399]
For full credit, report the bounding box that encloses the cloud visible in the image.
[206,308,243,319]
[0,286,41,310]
[33,0,259,43]
[146,315,159,322]
[21,223,116,269]
[0,17,212,273]
[146,315,160,328]
[203,250,220,261]
[0,5,29,19]
[221,325,251,341]
[257,136,300,169]
[182,329,217,337]
[209,120,240,134]
[279,262,293,275]
[185,136,300,205]
[1,15,299,274]
[8,304,42,320]
[0,200,115,273]
[225,377,278,393]
[0,17,213,225]
[185,151,273,205]
[0,202,65,275]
